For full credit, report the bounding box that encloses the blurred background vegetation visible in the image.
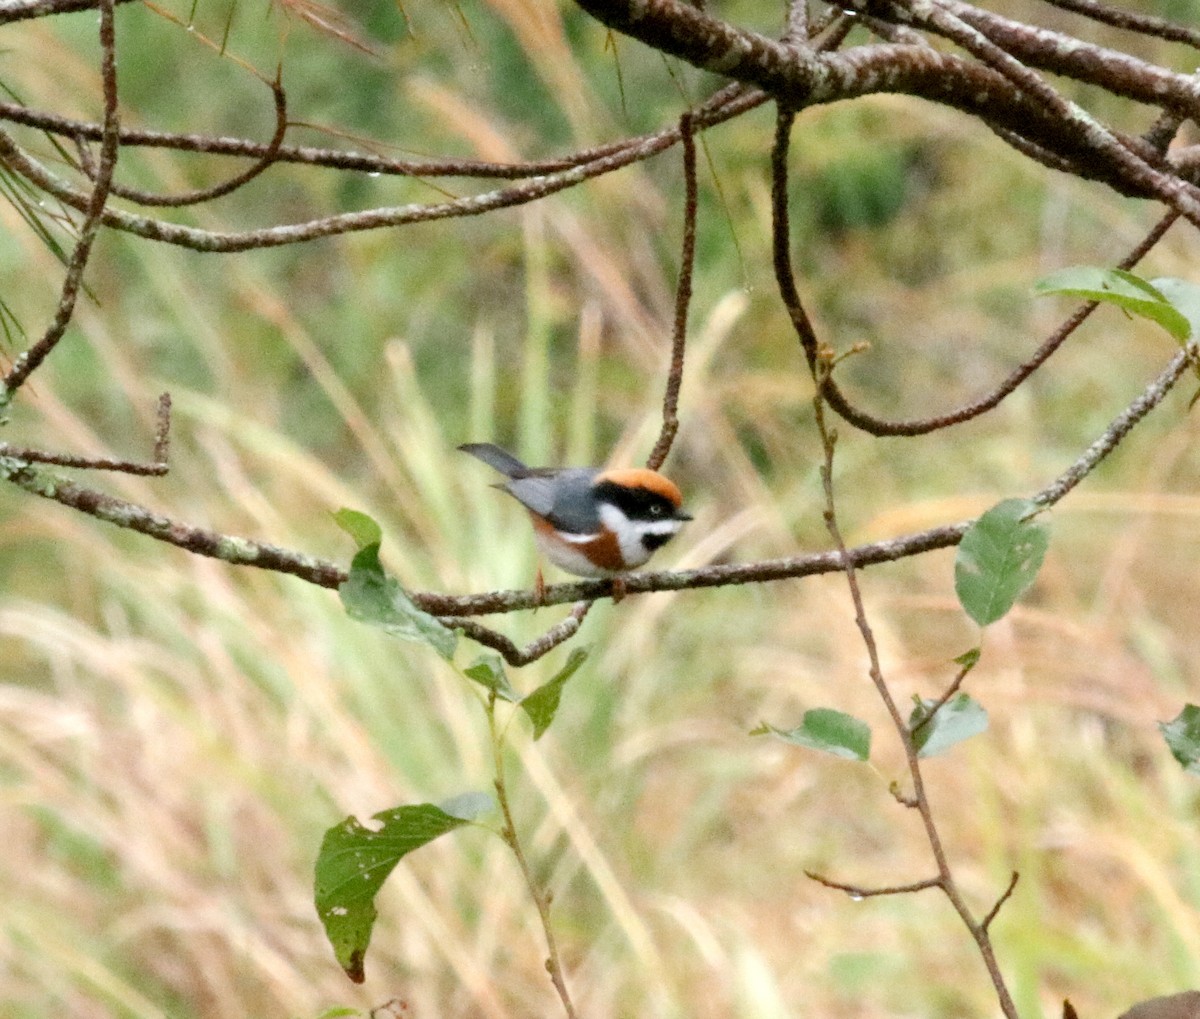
[2,0,1200,1016]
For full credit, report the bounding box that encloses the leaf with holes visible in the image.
[315,803,474,982]
[955,499,1049,627]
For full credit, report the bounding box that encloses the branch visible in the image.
[861,0,1200,115]
[0,0,136,24]
[0,88,764,253]
[1,335,1190,623]
[571,0,1197,200]
[805,871,942,897]
[0,0,119,401]
[74,75,288,208]
[646,109,697,472]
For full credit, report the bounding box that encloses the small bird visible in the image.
[459,442,691,600]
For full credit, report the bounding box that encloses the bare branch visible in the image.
[0,89,765,253]
[448,604,592,668]
[1040,0,1200,50]
[0,0,136,24]
[646,109,697,472]
[75,76,288,208]
[805,870,942,897]
[981,871,1020,931]
[0,0,119,401]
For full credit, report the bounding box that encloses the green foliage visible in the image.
[1034,267,1195,343]
[1147,277,1200,343]
[338,542,458,661]
[810,147,916,233]
[332,508,384,551]
[754,708,872,761]
[908,694,989,758]
[955,499,1049,627]
[464,653,520,703]
[953,647,981,670]
[520,647,588,741]
[314,804,477,983]
[1159,705,1200,775]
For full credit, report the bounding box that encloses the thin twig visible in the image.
[910,657,975,737]
[0,393,171,476]
[75,75,288,207]
[793,99,1020,1013]
[444,603,592,666]
[488,696,577,1018]
[805,870,942,897]
[0,0,119,402]
[981,871,1020,931]
[814,352,1019,1018]
[646,109,697,472]
[0,87,766,253]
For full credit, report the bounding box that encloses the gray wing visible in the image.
[504,468,600,533]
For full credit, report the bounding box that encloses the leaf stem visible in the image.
[486,695,578,1019]
[810,345,1019,1019]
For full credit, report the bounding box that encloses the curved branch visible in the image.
[0,0,119,401]
[75,76,288,207]
[0,88,765,252]
[862,0,1200,116]
[571,0,1196,203]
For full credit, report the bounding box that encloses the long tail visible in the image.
[457,442,530,478]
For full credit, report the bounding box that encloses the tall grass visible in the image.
[2,3,1200,1018]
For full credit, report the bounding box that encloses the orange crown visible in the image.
[595,468,683,507]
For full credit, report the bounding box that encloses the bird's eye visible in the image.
[649,504,664,516]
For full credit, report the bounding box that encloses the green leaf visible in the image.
[953,647,982,670]
[1035,267,1191,342]
[339,543,457,660]
[756,708,872,761]
[955,499,1049,626]
[316,1009,361,1019]
[1150,277,1200,344]
[520,647,588,740]
[463,653,519,703]
[314,804,471,982]
[909,694,988,757]
[1159,705,1200,775]
[333,508,383,550]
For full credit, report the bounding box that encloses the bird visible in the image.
[458,442,691,601]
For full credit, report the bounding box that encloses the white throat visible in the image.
[598,502,683,569]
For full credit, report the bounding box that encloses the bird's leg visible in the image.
[534,566,547,608]
[609,576,627,603]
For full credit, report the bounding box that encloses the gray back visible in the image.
[504,468,600,534]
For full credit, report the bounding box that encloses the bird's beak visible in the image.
[674,509,693,521]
